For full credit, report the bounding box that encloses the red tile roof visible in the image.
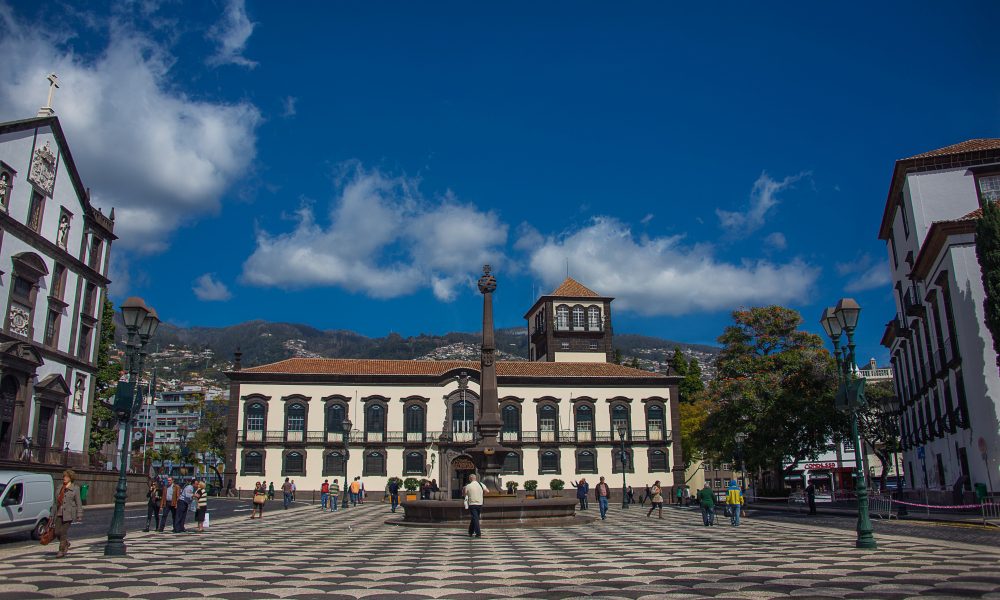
[240,358,662,378]
[958,208,983,220]
[904,139,1000,160]
[549,277,600,298]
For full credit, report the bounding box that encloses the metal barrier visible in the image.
[982,497,1000,527]
[868,494,896,520]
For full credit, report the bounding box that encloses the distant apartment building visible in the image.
[879,139,1000,495]
[0,113,115,467]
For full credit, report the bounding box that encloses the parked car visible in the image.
[0,471,54,539]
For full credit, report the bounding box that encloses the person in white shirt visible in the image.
[463,474,486,538]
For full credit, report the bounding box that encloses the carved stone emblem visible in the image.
[481,349,494,367]
[9,305,30,337]
[29,140,56,196]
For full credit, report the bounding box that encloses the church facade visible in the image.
[226,279,684,497]
[0,114,115,465]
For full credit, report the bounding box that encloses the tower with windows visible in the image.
[524,277,613,362]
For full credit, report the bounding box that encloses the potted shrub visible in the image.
[524,480,538,499]
[506,480,519,496]
[403,477,420,501]
[550,479,565,497]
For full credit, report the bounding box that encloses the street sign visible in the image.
[917,446,925,460]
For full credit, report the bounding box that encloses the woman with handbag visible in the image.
[645,480,664,519]
[51,469,84,558]
[143,477,161,532]
[251,482,266,519]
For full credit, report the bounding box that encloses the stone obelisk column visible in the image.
[468,264,512,493]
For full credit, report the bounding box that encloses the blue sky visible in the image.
[1,1,997,363]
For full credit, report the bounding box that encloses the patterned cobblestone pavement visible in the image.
[0,501,998,599]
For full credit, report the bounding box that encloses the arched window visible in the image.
[539,404,558,442]
[243,451,263,475]
[502,451,522,474]
[572,306,585,329]
[649,449,668,472]
[452,400,474,442]
[325,403,345,440]
[366,404,386,442]
[647,404,665,441]
[611,404,630,439]
[285,403,305,442]
[405,404,425,442]
[587,306,601,330]
[502,404,520,441]
[364,450,386,477]
[539,450,560,474]
[555,305,569,330]
[404,451,424,475]
[323,451,345,477]
[245,403,265,442]
[283,451,304,476]
[576,450,596,474]
[575,404,594,441]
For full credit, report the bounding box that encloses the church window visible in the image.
[283,451,305,476]
[245,403,265,441]
[404,451,424,475]
[452,399,474,442]
[43,307,60,348]
[611,404,630,439]
[539,450,560,474]
[286,403,305,442]
[502,404,520,441]
[572,306,585,328]
[50,263,66,300]
[326,403,345,437]
[647,404,665,441]
[576,450,597,474]
[575,404,594,441]
[88,236,103,270]
[364,451,386,476]
[539,404,557,442]
[556,305,569,330]
[27,190,44,232]
[405,404,425,441]
[587,306,601,330]
[77,324,93,360]
[366,403,386,441]
[243,451,264,475]
[649,449,668,472]
[502,451,522,474]
[979,174,1000,205]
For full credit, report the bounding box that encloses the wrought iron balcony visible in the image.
[236,428,673,445]
[903,289,925,318]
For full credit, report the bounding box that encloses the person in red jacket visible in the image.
[320,480,330,510]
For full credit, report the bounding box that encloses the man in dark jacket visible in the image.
[388,478,401,512]
[805,481,817,515]
[572,478,590,510]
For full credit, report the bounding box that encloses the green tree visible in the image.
[670,347,688,377]
[89,299,121,455]
[627,356,641,369]
[612,348,623,365]
[857,380,899,490]
[186,393,229,486]
[678,394,711,471]
[681,357,705,400]
[976,200,1000,370]
[699,306,849,486]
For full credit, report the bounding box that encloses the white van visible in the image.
[0,471,54,539]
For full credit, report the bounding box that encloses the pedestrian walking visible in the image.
[805,481,817,515]
[464,473,486,538]
[268,481,275,500]
[158,476,181,532]
[251,482,265,519]
[329,479,340,511]
[194,481,208,533]
[645,481,663,519]
[281,478,292,509]
[726,479,744,526]
[676,485,684,505]
[349,477,361,506]
[420,479,431,500]
[640,484,651,506]
[321,479,330,510]
[697,482,715,526]
[143,477,161,532]
[626,485,635,505]
[388,478,400,512]
[572,478,590,510]
[50,469,84,558]
[594,476,611,520]
[359,479,366,504]
[290,480,297,502]
[176,478,195,532]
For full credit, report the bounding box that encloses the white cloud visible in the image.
[717,171,809,236]
[206,0,257,69]
[527,217,819,316]
[764,232,787,250]
[241,164,508,301]
[193,273,232,301]
[640,213,654,225]
[0,6,261,254]
[281,95,297,118]
[837,254,891,293]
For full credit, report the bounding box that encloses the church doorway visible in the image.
[451,455,477,499]
[0,375,18,458]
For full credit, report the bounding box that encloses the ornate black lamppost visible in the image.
[617,425,629,509]
[734,432,748,489]
[341,418,351,509]
[105,297,159,556]
[820,299,876,550]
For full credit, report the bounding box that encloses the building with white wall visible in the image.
[878,139,1000,495]
[225,278,683,497]
[0,114,115,466]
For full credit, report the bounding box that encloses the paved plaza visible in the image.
[1,502,999,599]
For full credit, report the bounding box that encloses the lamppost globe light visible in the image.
[138,309,160,338]
[120,297,150,330]
[834,298,862,331]
[617,425,627,439]
[735,432,747,444]
[820,307,843,340]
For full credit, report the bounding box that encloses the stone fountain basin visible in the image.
[391,496,594,528]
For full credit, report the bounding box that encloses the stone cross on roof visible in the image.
[37,73,59,117]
